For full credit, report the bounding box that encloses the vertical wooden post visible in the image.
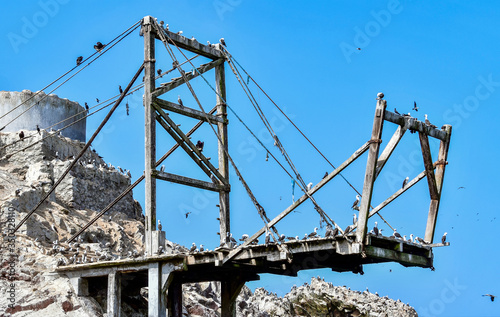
[424,124,452,243]
[149,262,167,317]
[356,98,387,244]
[221,278,245,317]
[107,272,121,317]
[167,280,183,317]
[216,61,230,245]
[143,16,157,256]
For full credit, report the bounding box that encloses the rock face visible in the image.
[0,131,418,317]
[0,90,86,142]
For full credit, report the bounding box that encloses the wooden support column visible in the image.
[375,125,406,179]
[167,280,182,317]
[149,262,167,317]
[107,272,121,317]
[143,15,157,256]
[356,98,387,244]
[216,62,230,245]
[221,278,245,317]
[424,125,452,243]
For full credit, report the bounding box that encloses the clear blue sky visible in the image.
[2,1,499,316]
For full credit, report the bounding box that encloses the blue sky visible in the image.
[2,1,500,316]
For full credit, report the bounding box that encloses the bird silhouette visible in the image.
[94,42,106,52]
[157,69,162,77]
[220,38,226,46]
[178,95,183,107]
[19,131,24,141]
[76,56,83,66]
[412,101,419,111]
[36,125,41,135]
[119,85,123,94]
[196,141,204,152]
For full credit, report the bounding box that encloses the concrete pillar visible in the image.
[70,277,88,296]
[149,263,167,317]
[152,230,166,255]
[107,272,121,317]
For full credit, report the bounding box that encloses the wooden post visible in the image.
[167,280,182,317]
[424,125,452,242]
[149,262,167,317]
[216,62,230,246]
[143,16,157,256]
[221,278,245,317]
[375,125,406,179]
[107,272,121,317]
[356,98,387,244]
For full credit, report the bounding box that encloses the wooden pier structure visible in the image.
[54,16,452,317]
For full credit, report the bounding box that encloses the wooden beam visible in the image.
[216,63,230,247]
[384,110,447,141]
[143,16,157,257]
[419,132,439,200]
[153,103,228,185]
[356,99,387,244]
[364,245,432,267]
[152,59,224,98]
[153,170,229,192]
[154,27,224,59]
[375,125,407,179]
[425,125,452,243]
[368,170,428,218]
[222,141,371,264]
[153,98,224,123]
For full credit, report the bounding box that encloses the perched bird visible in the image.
[353,213,357,225]
[344,225,353,235]
[189,243,196,252]
[36,125,41,135]
[394,108,401,115]
[409,233,414,243]
[265,231,271,245]
[441,232,447,244]
[160,165,165,172]
[119,85,123,94]
[392,229,402,239]
[219,38,226,46]
[199,244,204,252]
[424,114,437,128]
[85,102,89,111]
[322,172,328,179]
[177,30,183,35]
[377,92,384,100]
[196,140,204,152]
[308,227,318,238]
[412,101,419,112]
[15,188,21,196]
[19,131,24,141]
[94,41,106,52]
[76,56,83,66]
[483,294,497,302]
[373,221,379,236]
[207,41,212,47]
[239,234,249,242]
[302,233,308,240]
[351,195,360,209]
[158,220,162,231]
[177,95,183,106]
[402,176,409,189]
[157,69,162,77]
[185,212,191,218]
[307,182,313,191]
[229,233,237,245]
[278,234,286,243]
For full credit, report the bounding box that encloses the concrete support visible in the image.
[107,272,121,317]
[70,277,88,296]
[221,278,245,317]
[149,262,167,317]
[152,230,166,255]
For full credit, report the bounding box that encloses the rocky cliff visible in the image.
[0,131,418,316]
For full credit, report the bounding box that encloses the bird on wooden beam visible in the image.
[76,56,83,66]
[199,244,204,252]
[265,230,271,246]
[278,234,286,243]
[483,294,497,302]
[157,69,163,77]
[307,182,313,191]
[394,108,401,115]
[158,220,162,231]
[308,227,318,239]
[441,232,448,244]
[189,243,196,252]
[392,229,402,239]
[376,92,384,100]
[196,140,204,152]
[239,234,249,242]
[353,213,357,225]
[178,95,184,107]
[219,38,226,47]
[344,225,353,235]
[94,42,106,53]
[19,131,24,141]
[351,195,360,210]
[402,176,409,189]
[424,114,437,129]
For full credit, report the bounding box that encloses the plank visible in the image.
[152,59,224,98]
[375,125,406,179]
[222,141,371,264]
[153,98,224,123]
[356,99,387,243]
[384,110,447,141]
[153,170,229,192]
[418,132,438,200]
[154,27,224,59]
[364,245,432,267]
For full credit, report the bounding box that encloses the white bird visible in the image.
[402,176,409,189]
[377,92,384,100]
[239,234,249,242]
[308,227,318,238]
[351,195,360,209]
[307,182,313,191]
[373,222,379,236]
[353,213,357,225]
[441,232,448,244]
[409,234,414,243]
[158,220,162,231]
[278,234,286,243]
[219,38,226,46]
[265,231,271,245]
[392,229,402,239]
[189,243,196,252]
[178,95,184,107]
[199,244,204,252]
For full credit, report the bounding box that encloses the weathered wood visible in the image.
[107,272,121,317]
[221,278,245,317]
[364,245,432,267]
[153,98,224,123]
[368,170,428,218]
[153,103,228,185]
[356,99,387,244]
[152,59,225,98]
[154,27,224,59]
[216,63,230,247]
[222,141,371,264]
[419,132,439,200]
[384,110,447,141]
[148,262,167,317]
[375,125,406,179]
[153,170,229,192]
[167,280,182,317]
[425,126,452,242]
[143,16,157,257]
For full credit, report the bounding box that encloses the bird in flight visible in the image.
[94,42,106,53]
[185,212,191,218]
[483,294,497,302]
[412,101,419,111]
